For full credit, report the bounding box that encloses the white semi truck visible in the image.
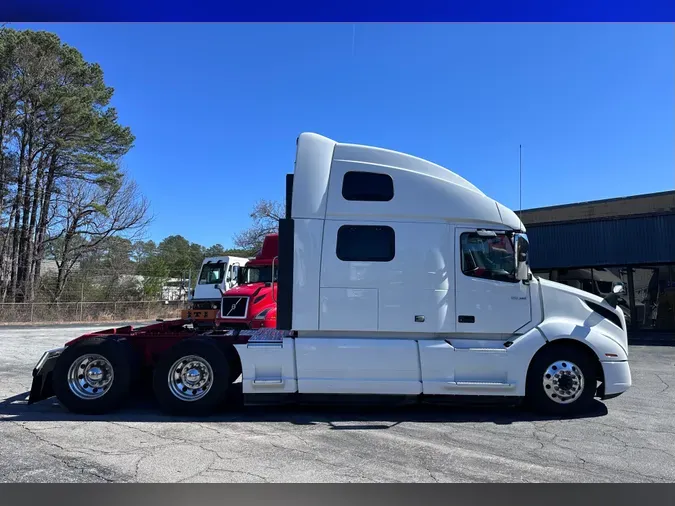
[28,133,632,417]
[180,255,249,326]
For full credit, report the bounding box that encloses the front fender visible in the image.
[27,348,64,404]
[537,317,628,361]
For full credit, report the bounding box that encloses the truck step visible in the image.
[252,379,285,385]
[448,381,515,389]
[453,347,507,353]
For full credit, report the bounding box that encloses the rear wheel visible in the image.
[152,338,231,416]
[526,343,597,415]
[52,338,133,414]
[216,342,243,384]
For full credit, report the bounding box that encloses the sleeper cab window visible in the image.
[460,232,517,283]
[342,171,394,202]
[336,225,395,262]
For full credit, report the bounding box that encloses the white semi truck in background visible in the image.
[28,133,632,417]
[180,255,249,326]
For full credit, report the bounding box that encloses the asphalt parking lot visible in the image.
[1,323,674,483]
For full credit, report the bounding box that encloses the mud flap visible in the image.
[27,348,64,405]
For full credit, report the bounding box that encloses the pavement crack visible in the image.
[266,440,372,482]
[197,423,227,435]
[57,455,116,483]
[13,421,70,452]
[13,421,119,482]
[110,422,198,446]
[425,467,439,483]
[655,374,670,394]
[189,467,269,483]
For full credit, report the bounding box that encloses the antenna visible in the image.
[519,144,523,219]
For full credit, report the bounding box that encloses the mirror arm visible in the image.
[604,293,620,308]
[603,282,626,308]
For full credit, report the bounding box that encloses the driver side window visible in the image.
[198,264,224,285]
[460,232,517,283]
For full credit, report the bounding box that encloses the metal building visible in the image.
[520,190,675,344]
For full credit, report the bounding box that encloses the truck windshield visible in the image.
[198,263,225,285]
[240,265,278,284]
[461,232,516,282]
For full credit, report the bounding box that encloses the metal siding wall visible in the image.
[528,214,675,270]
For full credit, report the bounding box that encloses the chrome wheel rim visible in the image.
[67,354,115,400]
[167,355,214,402]
[542,360,585,404]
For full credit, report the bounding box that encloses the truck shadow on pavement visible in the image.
[0,388,609,427]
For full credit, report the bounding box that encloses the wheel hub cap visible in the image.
[542,360,585,404]
[67,354,115,400]
[168,356,214,402]
[86,366,104,383]
[184,368,202,385]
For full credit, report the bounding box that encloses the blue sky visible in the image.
[11,23,675,249]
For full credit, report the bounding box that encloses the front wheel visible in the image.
[526,344,598,415]
[152,338,231,416]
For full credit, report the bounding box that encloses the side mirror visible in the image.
[612,282,626,295]
[513,233,530,281]
[604,281,626,308]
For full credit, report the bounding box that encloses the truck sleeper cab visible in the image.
[28,133,631,417]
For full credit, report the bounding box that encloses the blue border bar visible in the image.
[1,0,675,22]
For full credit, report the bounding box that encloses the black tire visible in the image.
[216,341,243,384]
[52,337,134,415]
[526,343,598,416]
[152,338,231,416]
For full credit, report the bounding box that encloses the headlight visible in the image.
[254,308,271,320]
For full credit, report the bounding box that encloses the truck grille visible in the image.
[221,296,249,319]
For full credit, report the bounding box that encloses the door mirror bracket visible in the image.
[513,233,530,282]
[604,281,626,308]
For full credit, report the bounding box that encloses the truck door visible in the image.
[227,263,240,290]
[196,261,226,300]
[454,228,531,336]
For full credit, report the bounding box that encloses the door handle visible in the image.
[458,315,475,323]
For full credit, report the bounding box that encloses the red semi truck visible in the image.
[215,233,279,331]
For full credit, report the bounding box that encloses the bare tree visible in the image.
[232,198,283,254]
[47,174,150,301]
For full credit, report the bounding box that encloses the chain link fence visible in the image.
[0,300,186,324]
[0,269,193,324]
